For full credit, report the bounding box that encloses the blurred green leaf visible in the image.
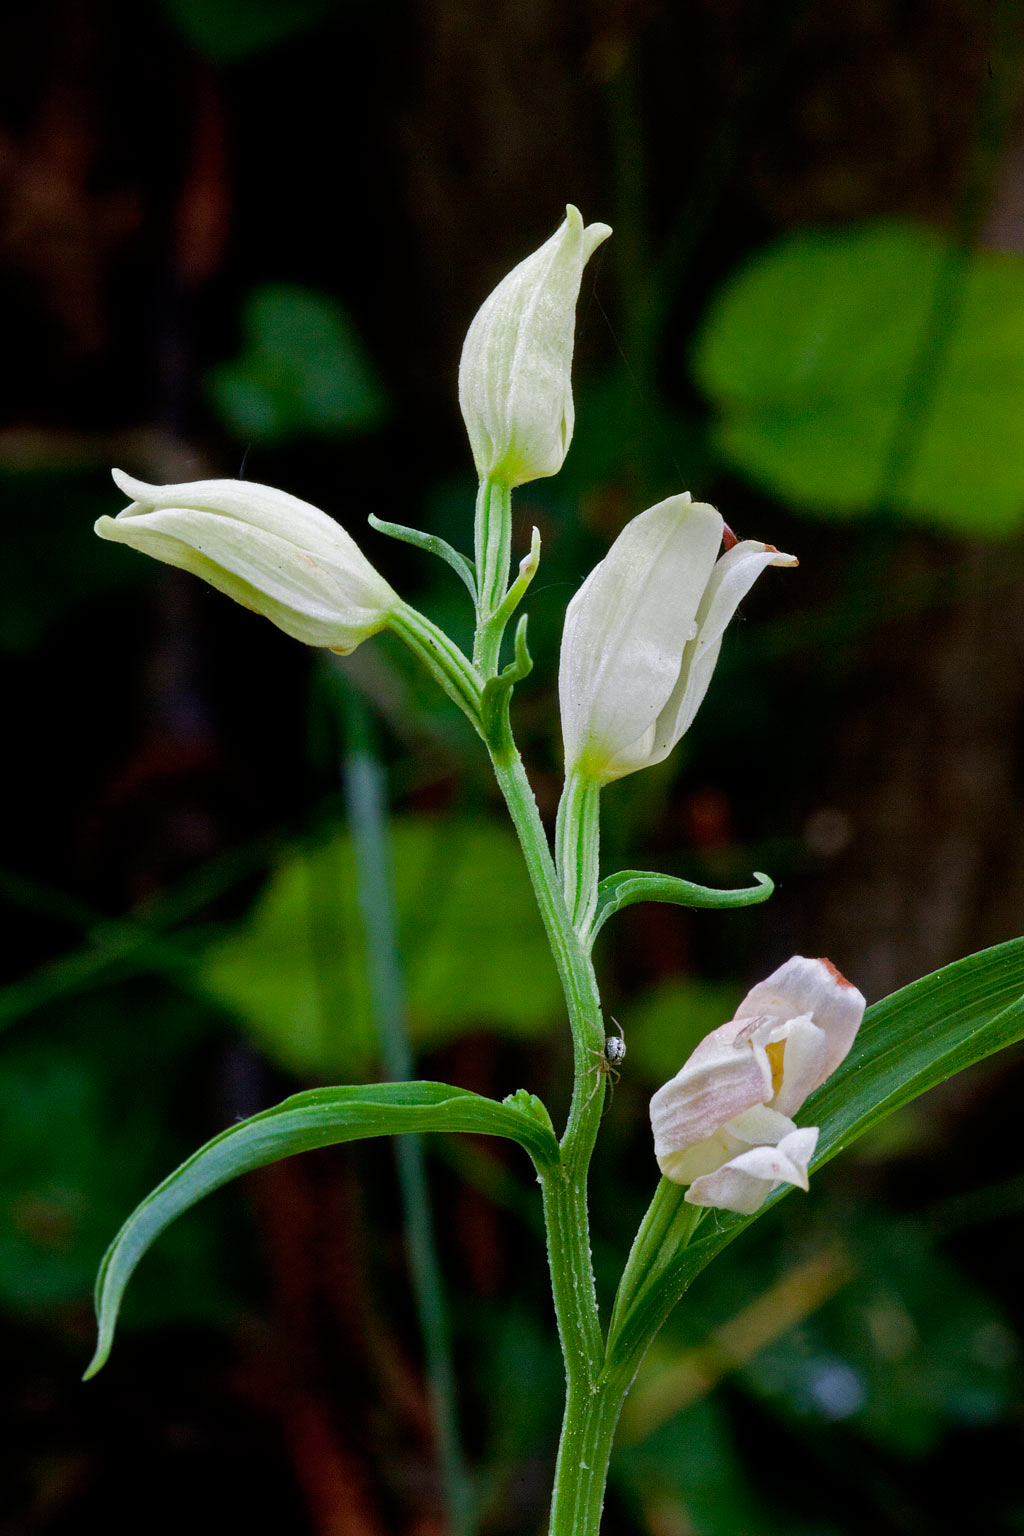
[199,816,563,1077]
[161,0,340,58]
[87,1079,560,1376]
[208,285,386,443]
[474,1303,564,1523]
[694,221,1024,536]
[609,935,1024,1370]
[0,996,229,1318]
[612,1397,770,1536]
[0,1045,123,1310]
[745,1214,1017,1455]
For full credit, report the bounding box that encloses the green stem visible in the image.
[407,479,632,1534]
[488,708,642,1536]
[487,723,605,1175]
[539,1165,603,1388]
[485,716,609,1396]
[473,478,512,673]
[547,1190,704,1534]
[388,601,485,730]
[547,1374,630,1536]
[555,769,602,940]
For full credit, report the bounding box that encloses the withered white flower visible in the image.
[458,204,611,488]
[559,494,796,785]
[649,956,866,1215]
[96,470,398,654]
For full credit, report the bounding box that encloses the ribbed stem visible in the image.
[487,724,606,1170]
[388,601,484,730]
[473,478,512,671]
[539,1164,603,1392]
[555,769,602,941]
[485,713,607,1366]
[547,1373,630,1536]
[400,478,638,1536]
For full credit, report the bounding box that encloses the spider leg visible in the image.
[581,1044,608,1110]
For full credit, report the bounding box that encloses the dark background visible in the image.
[4,1,1024,1532]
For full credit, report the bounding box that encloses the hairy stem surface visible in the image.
[487,715,621,1533]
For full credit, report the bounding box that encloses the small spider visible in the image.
[584,1017,626,1109]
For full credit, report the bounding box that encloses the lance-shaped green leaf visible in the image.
[367,513,477,600]
[606,935,1024,1377]
[86,1080,559,1379]
[590,869,773,942]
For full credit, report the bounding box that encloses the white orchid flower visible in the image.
[558,493,796,784]
[458,205,611,488]
[650,956,866,1215]
[96,470,398,654]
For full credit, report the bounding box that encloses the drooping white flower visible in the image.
[559,494,796,785]
[96,470,398,654]
[650,956,865,1214]
[458,205,611,488]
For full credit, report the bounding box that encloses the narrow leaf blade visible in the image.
[592,869,773,941]
[87,1081,558,1378]
[368,514,477,598]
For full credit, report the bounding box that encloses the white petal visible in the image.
[766,1014,830,1117]
[559,496,723,781]
[656,1127,737,1184]
[685,1126,819,1215]
[645,539,797,763]
[650,1020,772,1158]
[110,470,372,569]
[724,1104,797,1145]
[97,475,397,653]
[736,955,865,1084]
[658,1110,803,1191]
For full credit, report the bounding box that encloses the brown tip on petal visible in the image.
[818,956,854,988]
[722,523,739,551]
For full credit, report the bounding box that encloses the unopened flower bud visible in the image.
[559,494,796,784]
[649,957,865,1214]
[458,205,611,488]
[96,470,397,654]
